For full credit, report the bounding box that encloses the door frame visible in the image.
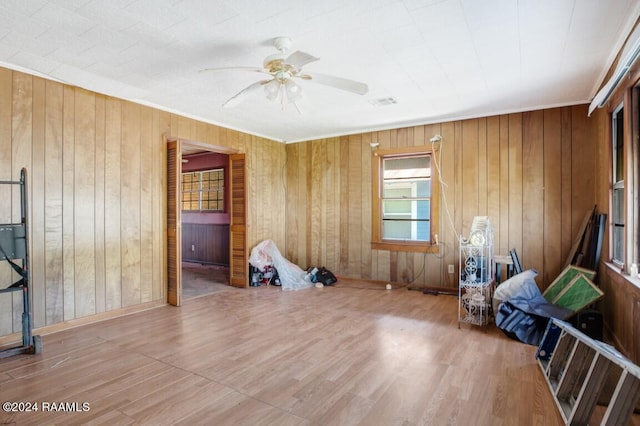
[165,136,242,306]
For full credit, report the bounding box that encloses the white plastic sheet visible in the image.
[492,269,538,314]
[249,239,313,290]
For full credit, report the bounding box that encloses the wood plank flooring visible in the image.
[181,263,229,300]
[0,282,575,425]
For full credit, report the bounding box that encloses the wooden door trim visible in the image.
[166,138,182,306]
[229,153,248,288]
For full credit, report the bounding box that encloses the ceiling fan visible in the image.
[202,37,369,108]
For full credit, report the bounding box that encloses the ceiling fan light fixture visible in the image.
[264,79,281,101]
[284,79,302,103]
[208,36,368,108]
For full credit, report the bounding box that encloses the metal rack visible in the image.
[0,168,41,358]
[458,216,494,327]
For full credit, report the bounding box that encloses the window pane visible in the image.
[383,156,430,179]
[383,220,412,240]
[417,179,431,197]
[382,220,430,241]
[382,200,430,220]
[613,187,625,224]
[613,225,624,263]
[614,107,624,183]
[613,187,624,263]
[383,199,410,216]
[181,168,224,212]
[382,199,430,241]
[383,179,430,198]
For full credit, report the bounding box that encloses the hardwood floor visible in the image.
[0,282,579,425]
[182,262,230,300]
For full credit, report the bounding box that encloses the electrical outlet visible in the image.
[448,264,455,274]
[191,244,195,252]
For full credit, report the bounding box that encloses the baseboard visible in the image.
[336,275,457,294]
[0,299,167,348]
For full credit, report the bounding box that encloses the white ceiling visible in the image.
[0,0,639,143]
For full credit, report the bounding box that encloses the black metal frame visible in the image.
[0,168,41,358]
[509,248,523,275]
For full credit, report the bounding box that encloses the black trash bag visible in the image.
[316,267,337,286]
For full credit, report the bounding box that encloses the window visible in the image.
[182,168,224,211]
[612,104,625,265]
[372,146,439,252]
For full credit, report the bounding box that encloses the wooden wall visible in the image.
[0,67,286,338]
[285,105,598,290]
[589,101,640,364]
[182,224,230,265]
[0,63,611,355]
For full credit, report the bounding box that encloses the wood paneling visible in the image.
[121,101,141,308]
[0,68,13,336]
[0,67,286,339]
[592,102,640,364]
[94,93,106,314]
[12,72,33,330]
[522,110,544,287]
[74,89,96,318]
[44,80,64,325]
[32,77,45,327]
[543,109,563,289]
[104,97,122,311]
[285,105,597,290]
[182,223,230,265]
[603,266,640,363]
[139,106,154,304]
[62,85,75,321]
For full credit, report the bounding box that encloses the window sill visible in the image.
[372,241,440,253]
[604,262,640,290]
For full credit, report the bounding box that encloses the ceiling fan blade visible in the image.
[200,66,267,74]
[222,79,271,108]
[285,51,319,69]
[301,72,369,95]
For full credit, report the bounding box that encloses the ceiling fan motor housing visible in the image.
[273,36,292,52]
[264,36,298,74]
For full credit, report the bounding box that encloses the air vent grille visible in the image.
[369,97,398,106]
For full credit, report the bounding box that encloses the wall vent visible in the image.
[369,96,398,106]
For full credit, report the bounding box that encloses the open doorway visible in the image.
[166,138,247,306]
[181,150,230,299]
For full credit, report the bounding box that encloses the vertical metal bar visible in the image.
[20,168,32,349]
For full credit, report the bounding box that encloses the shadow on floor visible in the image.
[182,262,230,299]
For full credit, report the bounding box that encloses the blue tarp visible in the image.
[495,277,573,346]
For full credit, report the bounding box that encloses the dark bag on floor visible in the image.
[316,267,337,286]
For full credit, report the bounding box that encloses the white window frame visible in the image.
[612,103,625,266]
